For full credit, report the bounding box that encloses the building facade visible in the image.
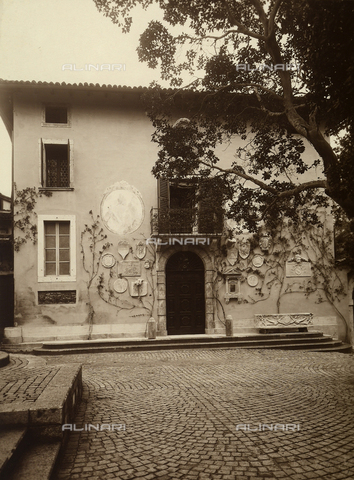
[0,192,13,332]
[0,80,352,345]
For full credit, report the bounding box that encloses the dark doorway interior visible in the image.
[166,251,205,335]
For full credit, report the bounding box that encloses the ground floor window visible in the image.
[44,221,70,275]
[38,215,76,282]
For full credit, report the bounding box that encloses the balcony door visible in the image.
[157,178,223,234]
[166,251,205,335]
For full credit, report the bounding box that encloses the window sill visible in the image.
[41,122,71,128]
[39,187,74,192]
[38,276,76,283]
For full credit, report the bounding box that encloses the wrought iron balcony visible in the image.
[150,208,223,236]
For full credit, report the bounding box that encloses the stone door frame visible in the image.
[156,245,215,336]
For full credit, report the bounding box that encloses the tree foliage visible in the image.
[94,0,354,241]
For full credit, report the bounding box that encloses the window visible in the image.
[44,221,70,275]
[40,139,73,189]
[38,215,76,282]
[45,144,69,187]
[45,106,68,124]
[42,105,70,126]
[154,178,223,234]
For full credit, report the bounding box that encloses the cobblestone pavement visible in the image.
[0,354,59,404]
[44,349,354,480]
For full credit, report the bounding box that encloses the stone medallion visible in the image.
[247,274,259,287]
[252,255,264,268]
[113,278,128,294]
[101,253,116,268]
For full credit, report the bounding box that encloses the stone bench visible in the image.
[254,313,313,333]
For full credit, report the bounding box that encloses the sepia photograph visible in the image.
[0,1,354,479]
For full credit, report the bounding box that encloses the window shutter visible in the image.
[67,139,71,187]
[41,139,45,186]
[198,179,224,234]
[158,178,170,210]
[157,178,170,234]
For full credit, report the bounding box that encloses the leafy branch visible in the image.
[13,186,52,251]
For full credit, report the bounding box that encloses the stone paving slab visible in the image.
[0,354,82,427]
[40,348,354,480]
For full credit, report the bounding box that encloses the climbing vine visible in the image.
[80,211,111,339]
[216,211,348,339]
[80,212,157,339]
[96,235,157,328]
[13,186,52,251]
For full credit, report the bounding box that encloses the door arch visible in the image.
[166,251,205,335]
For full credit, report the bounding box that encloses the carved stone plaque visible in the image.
[259,233,272,252]
[227,250,238,266]
[118,261,141,276]
[135,241,146,259]
[130,280,148,297]
[255,313,313,328]
[117,240,130,260]
[38,290,76,304]
[238,238,251,259]
[286,254,311,277]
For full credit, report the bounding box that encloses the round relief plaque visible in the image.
[252,255,264,268]
[114,278,128,294]
[247,274,259,287]
[101,253,116,268]
[101,181,144,235]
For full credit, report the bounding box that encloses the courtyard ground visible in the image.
[39,348,354,479]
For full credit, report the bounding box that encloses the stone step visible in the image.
[32,335,351,355]
[36,331,325,351]
[0,427,27,478]
[3,434,61,480]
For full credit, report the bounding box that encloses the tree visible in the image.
[94,0,354,235]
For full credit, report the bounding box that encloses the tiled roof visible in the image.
[0,79,168,93]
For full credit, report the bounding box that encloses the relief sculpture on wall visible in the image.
[101,181,144,235]
[286,251,311,277]
[255,313,314,328]
[238,237,251,259]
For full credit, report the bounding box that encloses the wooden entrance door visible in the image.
[166,252,205,335]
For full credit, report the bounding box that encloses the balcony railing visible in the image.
[150,208,223,236]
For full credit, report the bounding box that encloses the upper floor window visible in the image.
[152,178,223,235]
[40,139,74,189]
[42,105,70,127]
